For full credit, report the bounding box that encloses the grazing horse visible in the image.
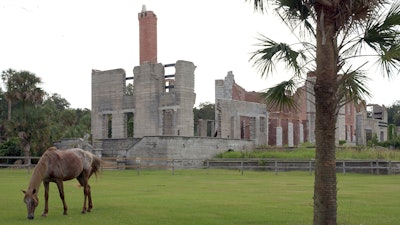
[22,147,102,219]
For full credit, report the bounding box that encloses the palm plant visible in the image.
[247,1,400,224]
[1,69,45,164]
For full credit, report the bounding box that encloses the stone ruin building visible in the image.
[214,71,268,145]
[85,6,388,164]
[92,6,196,141]
[215,71,388,147]
[89,6,254,164]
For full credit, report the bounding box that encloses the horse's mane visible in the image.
[27,149,52,192]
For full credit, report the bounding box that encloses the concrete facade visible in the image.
[91,60,196,141]
[90,7,253,163]
[214,71,387,147]
[215,72,268,146]
[356,104,388,145]
[126,136,254,167]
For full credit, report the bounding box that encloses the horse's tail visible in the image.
[91,155,103,177]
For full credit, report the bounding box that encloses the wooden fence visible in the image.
[204,159,400,175]
[1,156,399,175]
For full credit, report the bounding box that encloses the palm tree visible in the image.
[1,69,45,164]
[247,1,400,224]
[1,69,18,121]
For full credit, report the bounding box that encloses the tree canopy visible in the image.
[0,69,91,157]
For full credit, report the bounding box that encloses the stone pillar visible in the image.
[133,63,164,137]
[288,122,294,147]
[299,123,304,144]
[276,127,283,147]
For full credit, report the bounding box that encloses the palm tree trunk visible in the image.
[7,99,11,121]
[18,132,31,165]
[313,6,338,225]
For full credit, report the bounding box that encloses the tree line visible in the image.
[0,69,90,163]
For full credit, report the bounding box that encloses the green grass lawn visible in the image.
[1,169,399,225]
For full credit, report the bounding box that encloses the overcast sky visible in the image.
[1,0,399,109]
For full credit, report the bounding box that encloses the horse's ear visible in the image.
[22,190,26,194]
[32,189,36,194]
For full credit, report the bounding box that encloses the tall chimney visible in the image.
[138,5,157,64]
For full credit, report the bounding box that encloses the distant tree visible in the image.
[42,96,91,142]
[1,70,45,121]
[193,102,215,136]
[45,93,71,110]
[1,69,18,121]
[0,88,7,121]
[1,69,45,163]
[387,103,400,126]
[1,69,92,157]
[0,137,21,164]
[0,88,7,141]
[193,102,215,121]
[125,83,134,96]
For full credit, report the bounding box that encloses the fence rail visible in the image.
[1,156,399,175]
[204,159,400,175]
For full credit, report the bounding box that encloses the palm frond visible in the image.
[250,35,305,77]
[275,0,315,36]
[247,0,267,13]
[337,70,371,108]
[363,1,400,51]
[260,78,298,111]
[377,44,400,77]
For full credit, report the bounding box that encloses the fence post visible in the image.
[274,160,278,175]
[370,161,373,174]
[171,159,175,176]
[240,161,244,176]
[309,160,312,175]
[136,157,141,176]
[342,161,346,175]
[376,160,380,175]
[388,160,392,175]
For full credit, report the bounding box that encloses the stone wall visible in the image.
[126,136,255,167]
[91,69,129,140]
[215,99,268,145]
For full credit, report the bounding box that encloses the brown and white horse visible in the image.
[22,147,102,219]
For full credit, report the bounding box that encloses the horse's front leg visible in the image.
[55,180,68,215]
[87,184,93,212]
[42,181,49,217]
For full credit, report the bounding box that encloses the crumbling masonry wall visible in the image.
[215,72,268,146]
[91,60,196,143]
[91,69,133,141]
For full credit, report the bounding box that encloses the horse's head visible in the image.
[22,189,39,220]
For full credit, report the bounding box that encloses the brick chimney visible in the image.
[138,5,157,64]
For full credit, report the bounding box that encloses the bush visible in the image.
[0,137,21,163]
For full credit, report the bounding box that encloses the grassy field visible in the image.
[1,169,399,225]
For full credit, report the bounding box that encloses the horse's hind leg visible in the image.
[77,174,92,214]
[55,180,68,215]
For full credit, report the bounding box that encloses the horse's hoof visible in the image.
[41,213,47,217]
[81,211,86,214]
[63,212,68,215]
